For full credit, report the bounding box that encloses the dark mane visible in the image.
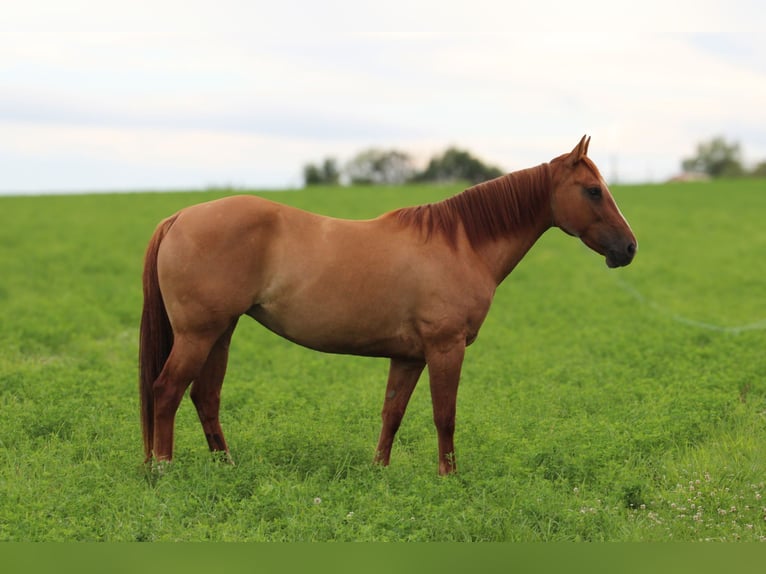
[394,162,552,248]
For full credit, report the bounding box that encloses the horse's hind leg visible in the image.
[190,319,238,462]
[152,333,219,462]
[374,358,425,466]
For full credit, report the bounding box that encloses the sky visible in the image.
[1,0,765,193]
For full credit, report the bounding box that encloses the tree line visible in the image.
[305,136,766,188]
[303,147,504,187]
[681,136,766,179]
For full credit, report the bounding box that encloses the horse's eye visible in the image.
[585,186,602,199]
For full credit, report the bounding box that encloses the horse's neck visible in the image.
[460,164,553,284]
[474,214,552,285]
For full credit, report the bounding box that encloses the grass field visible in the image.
[1,179,765,541]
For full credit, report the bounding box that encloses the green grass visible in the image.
[1,179,765,541]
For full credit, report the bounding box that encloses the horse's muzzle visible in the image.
[606,241,637,268]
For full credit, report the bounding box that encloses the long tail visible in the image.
[139,213,180,462]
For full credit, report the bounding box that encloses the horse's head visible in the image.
[550,136,637,268]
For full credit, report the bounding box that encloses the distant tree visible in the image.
[681,136,745,178]
[413,147,504,185]
[750,160,766,178]
[320,158,340,185]
[303,157,340,186]
[303,163,323,185]
[345,149,415,185]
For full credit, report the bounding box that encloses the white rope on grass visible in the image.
[612,275,766,335]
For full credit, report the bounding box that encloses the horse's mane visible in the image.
[393,162,552,248]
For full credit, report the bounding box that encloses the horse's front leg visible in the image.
[374,358,426,467]
[426,342,466,475]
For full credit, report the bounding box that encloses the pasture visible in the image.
[1,178,765,541]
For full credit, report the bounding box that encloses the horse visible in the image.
[139,136,636,475]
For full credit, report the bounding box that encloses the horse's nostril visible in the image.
[627,242,636,256]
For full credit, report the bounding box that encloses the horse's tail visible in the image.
[139,213,179,462]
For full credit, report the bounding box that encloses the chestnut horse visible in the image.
[139,136,636,475]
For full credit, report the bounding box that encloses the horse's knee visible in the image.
[382,405,406,427]
[433,413,455,437]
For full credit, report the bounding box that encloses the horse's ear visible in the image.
[568,135,591,164]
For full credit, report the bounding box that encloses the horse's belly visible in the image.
[245,302,422,359]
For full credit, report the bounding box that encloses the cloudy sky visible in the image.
[1,0,764,193]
